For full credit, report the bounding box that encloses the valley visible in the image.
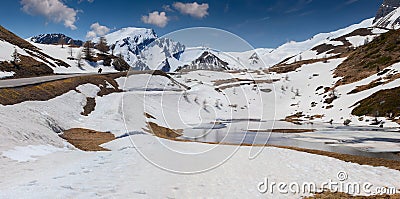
[2,0,400,198]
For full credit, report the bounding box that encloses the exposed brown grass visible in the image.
[0,25,37,50]
[143,122,183,139]
[60,128,115,151]
[335,29,400,86]
[0,72,125,105]
[305,191,400,199]
[352,86,400,118]
[0,54,54,78]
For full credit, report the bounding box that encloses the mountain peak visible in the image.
[30,33,83,46]
[103,27,157,44]
[375,0,400,22]
[374,0,400,29]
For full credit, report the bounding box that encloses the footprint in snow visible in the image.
[133,191,146,195]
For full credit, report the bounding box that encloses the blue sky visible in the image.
[0,0,382,48]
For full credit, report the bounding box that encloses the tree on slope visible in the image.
[11,47,20,63]
[96,37,110,54]
[58,36,66,48]
[83,41,95,62]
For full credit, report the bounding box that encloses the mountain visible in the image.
[138,37,185,71]
[98,28,186,72]
[374,0,400,29]
[100,27,157,66]
[176,51,230,71]
[30,33,83,46]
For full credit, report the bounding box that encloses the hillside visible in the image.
[0,25,68,78]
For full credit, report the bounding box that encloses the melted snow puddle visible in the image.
[178,120,400,161]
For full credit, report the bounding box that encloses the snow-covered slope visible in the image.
[30,43,119,74]
[258,18,374,67]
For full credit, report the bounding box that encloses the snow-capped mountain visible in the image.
[30,33,83,46]
[138,37,185,71]
[374,7,400,29]
[176,51,230,71]
[99,27,157,66]
[374,0,400,23]
[97,27,187,72]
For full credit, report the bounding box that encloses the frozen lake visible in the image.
[179,120,400,161]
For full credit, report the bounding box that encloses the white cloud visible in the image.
[141,11,169,28]
[172,2,209,18]
[86,22,110,39]
[20,0,78,30]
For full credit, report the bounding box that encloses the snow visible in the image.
[76,84,100,98]
[346,35,377,47]
[371,28,389,34]
[0,135,399,198]
[2,144,66,162]
[0,40,30,61]
[0,67,399,197]
[0,71,15,79]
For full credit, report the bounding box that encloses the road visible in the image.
[0,73,105,88]
[0,70,189,89]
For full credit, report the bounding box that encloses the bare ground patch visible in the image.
[81,97,96,116]
[60,128,115,151]
[283,112,305,125]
